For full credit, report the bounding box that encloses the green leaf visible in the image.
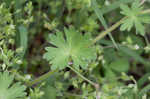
[101,0,134,14]
[120,18,134,31]
[120,1,150,36]
[104,68,116,79]
[119,46,149,66]
[0,71,26,99]
[139,84,150,98]
[43,27,96,70]
[135,20,145,36]
[41,85,57,99]
[109,58,129,72]
[138,15,150,24]
[137,73,150,88]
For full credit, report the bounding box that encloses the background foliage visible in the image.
[0,0,150,99]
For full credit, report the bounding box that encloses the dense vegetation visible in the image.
[0,0,150,99]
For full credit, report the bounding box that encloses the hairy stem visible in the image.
[67,65,100,98]
[141,9,150,14]
[92,9,150,44]
[26,69,58,86]
[67,65,96,86]
[92,17,127,44]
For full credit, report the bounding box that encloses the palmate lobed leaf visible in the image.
[0,71,26,99]
[43,27,96,70]
[120,1,150,36]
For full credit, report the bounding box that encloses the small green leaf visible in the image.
[119,46,148,65]
[109,58,129,72]
[139,84,150,98]
[0,71,26,99]
[120,1,150,36]
[138,73,150,88]
[105,68,116,78]
[135,20,145,36]
[120,4,131,15]
[120,19,133,31]
[41,85,57,99]
[101,0,134,14]
[43,27,96,70]
[139,15,150,24]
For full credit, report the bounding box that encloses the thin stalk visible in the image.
[67,65,100,98]
[64,92,94,97]
[26,66,98,88]
[92,9,150,44]
[64,92,82,97]
[141,9,150,14]
[140,0,146,5]
[67,65,96,87]
[26,69,58,86]
[92,17,127,44]
[91,0,118,49]
[144,35,149,46]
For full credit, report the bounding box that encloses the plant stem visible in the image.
[140,0,146,5]
[92,9,150,44]
[91,0,118,49]
[68,66,100,98]
[26,69,58,86]
[67,65,96,87]
[26,65,98,87]
[64,92,82,97]
[141,9,150,14]
[144,35,149,46]
[92,17,127,45]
